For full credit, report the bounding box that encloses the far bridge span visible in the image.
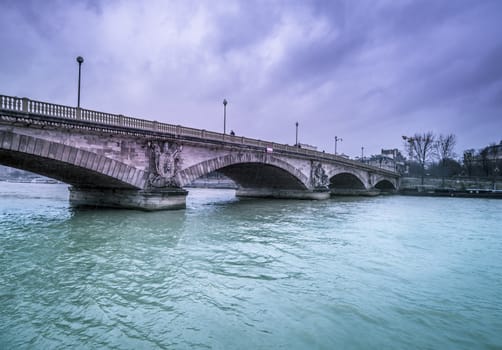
[0,95,400,210]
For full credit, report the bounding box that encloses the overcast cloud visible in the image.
[1,0,501,157]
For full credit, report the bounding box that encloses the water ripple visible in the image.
[1,185,502,349]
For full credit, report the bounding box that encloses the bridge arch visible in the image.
[328,171,367,190]
[0,131,146,189]
[176,152,310,190]
[374,178,397,192]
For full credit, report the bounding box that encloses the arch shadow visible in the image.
[374,179,397,192]
[329,172,367,190]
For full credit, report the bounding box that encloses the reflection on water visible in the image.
[1,182,501,349]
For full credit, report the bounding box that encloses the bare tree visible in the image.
[435,134,456,186]
[488,143,499,167]
[463,149,475,177]
[488,143,500,188]
[480,147,491,176]
[403,132,435,185]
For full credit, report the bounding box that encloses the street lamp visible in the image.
[335,136,343,155]
[402,135,416,160]
[223,99,227,135]
[361,146,364,162]
[295,122,299,147]
[494,167,500,190]
[76,56,84,108]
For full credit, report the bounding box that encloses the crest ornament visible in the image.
[311,161,329,189]
[148,141,183,188]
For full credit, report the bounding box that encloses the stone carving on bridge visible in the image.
[148,141,183,188]
[311,162,329,189]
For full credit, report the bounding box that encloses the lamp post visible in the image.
[402,135,416,159]
[402,135,417,175]
[334,136,343,155]
[223,99,227,135]
[494,167,499,190]
[295,122,299,147]
[361,146,364,162]
[76,56,84,108]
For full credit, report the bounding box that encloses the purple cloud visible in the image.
[1,0,501,158]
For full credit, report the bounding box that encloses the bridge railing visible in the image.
[0,95,23,112]
[0,94,397,175]
[28,100,77,119]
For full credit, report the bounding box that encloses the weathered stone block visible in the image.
[69,186,188,210]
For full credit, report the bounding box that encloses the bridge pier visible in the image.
[69,187,188,211]
[236,188,330,200]
[330,188,381,196]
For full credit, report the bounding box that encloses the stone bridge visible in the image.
[0,95,400,210]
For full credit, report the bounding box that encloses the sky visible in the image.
[1,0,501,159]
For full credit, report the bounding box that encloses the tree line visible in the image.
[402,132,502,185]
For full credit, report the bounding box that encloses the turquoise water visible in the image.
[0,182,501,349]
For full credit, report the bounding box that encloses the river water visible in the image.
[0,182,501,349]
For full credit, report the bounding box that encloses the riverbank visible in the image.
[400,187,502,199]
[399,176,502,199]
[0,178,61,184]
[400,176,502,191]
[3,176,502,199]
[185,178,237,189]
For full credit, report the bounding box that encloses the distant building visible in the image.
[366,149,406,174]
[0,165,52,182]
[463,141,502,177]
[483,141,502,160]
[476,141,502,174]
